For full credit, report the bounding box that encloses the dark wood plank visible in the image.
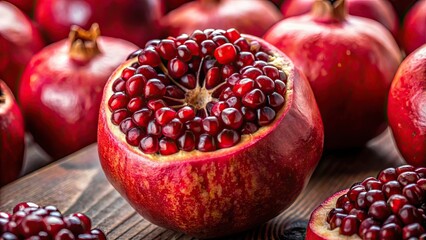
[0,129,404,239]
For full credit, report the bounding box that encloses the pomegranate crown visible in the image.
[107,28,289,156]
[68,23,101,62]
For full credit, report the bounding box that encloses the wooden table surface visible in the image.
[0,129,405,240]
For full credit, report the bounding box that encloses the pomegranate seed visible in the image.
[165,85,185,99]
[205,67,222,89]
[381,223,402,239]
[111,109,129,125]
[339,215,359,236]
[108,92,129,111]
[202,116,221,135]
[242,67,263,79]
[224,28,240,43]
[257,107,276,126]
[217,129,240,148]
[250,40,261,53]
[365,190,385,206]
[387,194,409,214]
[200,40,217,56]
[133,108,153,127]
[214,43,237,65]
[140,135,159,154]
[256,52,270,62]
[176,34,189,45]
[398,205,422,225]
[330,213,347,230]
[254,60,268,69]
[125,74,146,97]
[403,183,424,205]
[112,78,125,92]
[197,134,216,152]
[234,37,250,52]
[158,39,176,60]
[121,67,136,80]
[18,214,44,237]
[236,52,255,68]
[119,118,135,133]
[211,101,228,118]
[221,108,243,129]
[364,225,380,239]
[64,216,84,235]
[398,171,419,186]
[227,73,241,86]
[233,78,255,97]
[179,74,197,89]
[212,35,229,46]
[377,167,398,183]
[176,106,195,122]
[243,89,266,109]
[55,229,75,240]
[43,216,66,235]
[159,138,179,155]
[127,97,144,113]
[255,76,275,94]
[162,118,183,139]
[90,229,106,240]
[155,107,176,126]
[184,40,200,56]
[241,122,258,134]
[147,99,166,111]
[415,167,426,178]
[147,120,162,136]
[185,117,202,134]
[348,186,366,202]
[138,48,161,67]
[348,208,367,221]
[178,131,196,151]
[274,80,286,95]
[126,128,144,146]
[144,79,166,99]
[383,180,402,198]
[268,92,285,110]
[221,64,236,79]
[417,178,426,191]
[190,30,207,43]
[168,58,189,78]
[177,45,192,62]
[359,218,379,238]
[368,201,390,220]
[145,39,160,48]
[403,223,425,239]
[396,165,416,174]
[327,208,345,223]
[136,65,157,80]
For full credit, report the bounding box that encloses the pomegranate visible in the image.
[35,0,163,47]
[264,0,402,149]
[307,165,426,239]
[400,0,426,55]
[0,202,106,239]
[19,24,138,160]
[4,0,35,15]
[280,0,400,41]
[0,1,44,93]
[98,28,324,238]
[162,0,282,38]
[0,80,24,187]
[388,45,426,167]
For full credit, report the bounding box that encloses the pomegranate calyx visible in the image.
[68,23,101,62]
[311,0,347,23]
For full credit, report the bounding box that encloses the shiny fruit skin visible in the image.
[98,36,324,238]
[0,1,44,93]
[0,80,24,186]
[388,45,426,166]
[264,3,401,149]
[401,0,426,55]
[19,36,137,159]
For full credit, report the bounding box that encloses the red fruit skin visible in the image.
[19,37,138,160]
[280,0,400,41]
[306,189,349,240]
[264,6,402,149]
[35,0,163,47]
[401,0,426,55]
[0,80,25,187]
[98,36,324,238]
[0,1,44,93]
[162,0,282,38]
[5,0,35,15]
[388,45,426,166]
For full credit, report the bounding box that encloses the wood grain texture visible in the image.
[0,129,405,240]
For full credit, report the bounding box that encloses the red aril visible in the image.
[162,0,282,38]
[0,1,44,93]
[400,0,426,55]
[0,80,24,187]
[19,24,138,159]
[98,28,324,238]
[35,0,163,46]
[280,0,400,42]
[388,45,426,167]
[264,0,402,149]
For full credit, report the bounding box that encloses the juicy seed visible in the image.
[109,28,289,155]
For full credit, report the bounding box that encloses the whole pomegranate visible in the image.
[264,0,402,149]
[19,24,138,159]
[0,1,44,93]
[307,165,426,239]
[400,0,426,55]
[162,0,282,38]
[0,80,24,187]
[35,0,163,47]
[388,45,426,167]
[98,28,324,238]
[0,202,106,239]
[280,0,400,41]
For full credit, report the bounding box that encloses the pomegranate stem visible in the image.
[159,63,189,92]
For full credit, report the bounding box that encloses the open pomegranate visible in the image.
[280,0,400,42]
[0,80,24,187]
[35,0,163,47]
[400,0,426,55]
[307,165,426,239]
[19,24,138,159]
[98,28,324,238]
[162,0,282,38]
[264,0,402,149]
[388,45,426,167]
[0,202,106,239]
[0,1,44,93]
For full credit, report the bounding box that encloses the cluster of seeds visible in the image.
[108,28,288,155]
[0,202,106,240]
[327,165,426,239]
